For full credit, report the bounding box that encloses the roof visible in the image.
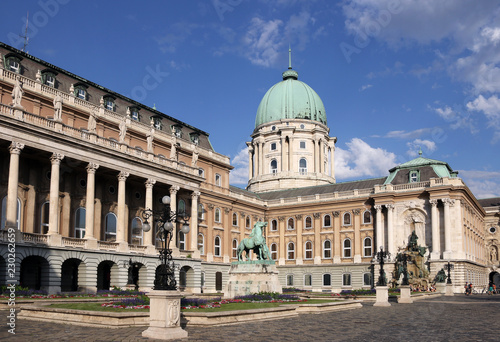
[477,197,500,208]
[231,177,386,201]
[385,155,458,184]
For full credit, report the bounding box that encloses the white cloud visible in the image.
[229,147,249,185]
[406,139,436,157]
[359,84,373,91]
[428,104,478,133]
[243,18,284,67]
[335,138,397,180]
[375,128,432,139]
[467,95,500,136]
[457,170,500,198]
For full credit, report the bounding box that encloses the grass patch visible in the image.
[49,302,149,312]
[48,299,337,313]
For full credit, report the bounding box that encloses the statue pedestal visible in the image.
[445,283,454,296]
[142,290,187,340]
[224,261,282,299]
[436,283,446,294]
[373,286,391,307]
[397,285,413,304]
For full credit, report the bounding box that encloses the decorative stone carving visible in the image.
[50,153,65,165]
[53,93,63,122]
[119,116,127,143]
[146,124,155,153]
[69,83,74,96]
[11,76,24,109]
[224,207,230,214]
[9,142,25,155]
[295,214,302,220]
[117,171,129,181]
[352,209,360,215]
[278,216,285,221]
[36,70,42,83]
[86,163,99,174]
[429,199,438,206]
[374,204,383,212]
[88,107,97,133]
[332,211,340,217]
[313,213,321,219]
[145,178,156,189]
[191,146,199,167]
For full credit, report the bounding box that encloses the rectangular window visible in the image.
[410,170,419,183]
[300,141,306,149]
[304,274,312,286]
[270,142,277,151]
[287,274,294,286]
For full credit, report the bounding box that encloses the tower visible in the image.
[247,49,336,193]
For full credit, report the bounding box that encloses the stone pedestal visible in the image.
[224,261,282,299]
[445,283,454,296]
[142,290,187,340]
[436,283,446,294]
[373,286,391,307]
[398,285,413,304]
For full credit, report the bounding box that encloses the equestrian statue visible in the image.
[237,221,270,261]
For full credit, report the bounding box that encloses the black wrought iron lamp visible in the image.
[444,261,454,285]
[142,195,190,290]
[375,247,390,287]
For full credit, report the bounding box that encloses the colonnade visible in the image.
[375,199,457,260]
[3,140,200,251]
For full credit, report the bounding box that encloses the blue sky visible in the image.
[2,0,500,198]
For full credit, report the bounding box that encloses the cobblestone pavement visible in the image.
[2,295,499,342]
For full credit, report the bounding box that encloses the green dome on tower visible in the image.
[255,50,327,128]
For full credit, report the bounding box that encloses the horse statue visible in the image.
[237,221,270,261]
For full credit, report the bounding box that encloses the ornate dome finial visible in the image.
[282,45,298,80]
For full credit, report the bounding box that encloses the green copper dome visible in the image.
[255,66,327,128]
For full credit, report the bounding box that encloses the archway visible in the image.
[489,271,500,288]
[97,261,116,291]
[178,266,195,292]
[215,271,223,292]
[61,259,81,292]
[20,256,50,290]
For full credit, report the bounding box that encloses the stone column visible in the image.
[329,142,335,179]
[281,136,287,172]
[278,216,285,265]
[430,199,440,259]
[320,139,325,174]
[313,213,321,264]
[6,142,24,229]
[84,163,99,240]
[333,211,341,263]
[253,142,259,177]
[190,191,200,255]
[442,198,454,259]
[259,141,264,176]
[314,138,320,173]
[144,179,156,247]
[288,136,293,172]
[247,143,254,179]
[48,153,64,235]
[375,205,384,250]
[116,171,129,247]
[386,204,395,257]
[353,209,361,263]
[296,215,303,265]
[169,185,179,249]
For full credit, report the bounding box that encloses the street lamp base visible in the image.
[142,290,188,340]
[373,286,391,307]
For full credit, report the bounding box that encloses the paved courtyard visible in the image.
[2,295,499,341]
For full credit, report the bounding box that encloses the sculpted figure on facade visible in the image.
[147,122,155,153]
[191,146,199,167]
[119,116,127,143]
[53,93,63,122]
[88,107,97,133]
[170,128,178,161]
[11,76,24,108]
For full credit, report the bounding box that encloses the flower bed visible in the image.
[0,285,145,300]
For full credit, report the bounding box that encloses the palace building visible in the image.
[0,42,499,294]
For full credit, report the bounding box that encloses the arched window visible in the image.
[323,273,331,286]
[323,214,331,227]
[178,231,185,250]
[214,208,221,223]
[363,273,372,286]
[304,241,313,259]
[304,216,312,229]
[299,158,307,174]
[323,240,332,259]
[42,70,56,87]
[198,233,204,255]
[271,219,278,231]
[232,239,238,258]
[287,242,295,260]
[245,216,251,229]
[105,212,117,241]
[287,217,295,230]
[1,196,21,230]
[270,243,278,260]
[197,203,204,220]
[215,173,221,186]
[178,199,186,215]
[131,217,143,245]
[343,238,352,258]
[363,210,372,224]
[198,168,205,178]
[214,236,221,256]
[270,159,278,174]
[232,213,238,226]
[343,212,351,226]
[286,274,294,286]
[40,201,50,234]
[363,237,372,257]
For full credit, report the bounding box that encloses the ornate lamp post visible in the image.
[142,195,190,290]
[141,195,191,340]
[375,247,390,286]
[400,253,410,286]
[444,262,454,285]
